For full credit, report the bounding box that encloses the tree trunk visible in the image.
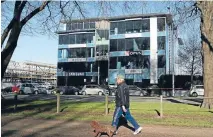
[1,22,22,80]
[197,1,213,109]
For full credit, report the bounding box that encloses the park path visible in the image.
[1,116,213,137]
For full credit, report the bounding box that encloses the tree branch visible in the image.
[73,1,85,18]
[21,1,51,26]
[1,18,15,47]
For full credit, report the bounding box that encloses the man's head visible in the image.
[116,74,125,85]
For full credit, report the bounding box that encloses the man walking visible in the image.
[112,74,142,135]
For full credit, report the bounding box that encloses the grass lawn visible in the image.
[2,100,213,128]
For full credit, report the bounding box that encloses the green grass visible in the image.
[2,100,213,128]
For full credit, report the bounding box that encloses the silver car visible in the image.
[80,85,109,96]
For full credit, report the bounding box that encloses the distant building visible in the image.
[57,13,173,87]
[3,60,57,84]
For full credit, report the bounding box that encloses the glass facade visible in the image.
[110,38,150,52]
[110,19,150,35]
[57,15,170,86]
[66,21,96,31]
[59,33,94,45]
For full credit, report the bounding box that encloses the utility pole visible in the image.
[172,23,175,97]
[98,62,100,85]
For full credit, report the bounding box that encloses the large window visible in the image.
[158,55,166,68]
[59,33,94,45]
[157,18,165,32]
[109,55,150,70]
[158,36,166,50]
[67,47,95,58]
[125,21,133,33]
[141,19,150,32]
[66,21,96,31]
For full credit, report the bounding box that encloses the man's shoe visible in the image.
[133,127,142,135]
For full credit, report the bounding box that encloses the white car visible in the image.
[190,85,204,97]
[80,85,109,96]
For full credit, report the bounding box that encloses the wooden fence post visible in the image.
[57,93,60,113]
[105,94,108,115]
[160,95,163,118]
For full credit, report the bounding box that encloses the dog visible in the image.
[90,121,115,137]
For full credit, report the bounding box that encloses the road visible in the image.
[2,93,202,105]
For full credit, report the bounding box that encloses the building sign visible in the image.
[96,56,108,61]
[68,72,84,76]
[68,58,86,62]
[125,69,142,74]
[128,51,142,56]
[87,57,96,62]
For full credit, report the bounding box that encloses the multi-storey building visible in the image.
[57,14,173,87]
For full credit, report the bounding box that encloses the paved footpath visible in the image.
[1,116,213,137]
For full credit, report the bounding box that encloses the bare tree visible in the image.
[177,33,202,85]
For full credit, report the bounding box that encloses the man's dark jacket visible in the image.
[115,82,130,108]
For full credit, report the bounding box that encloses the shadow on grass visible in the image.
[2,97,107,137]
[166,98,200,107]
[1,130,18,137]
[154,109,161,116]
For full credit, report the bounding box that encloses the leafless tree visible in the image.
[177,33,202,85]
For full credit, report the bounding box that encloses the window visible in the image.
[69,34,75,44]
[141,37,150,50]
[141,19,150,32]
[90,22,95,29]
[117,39,125,51]
[78,22,83,30]
[84,22,90,29]
[143,55,150,68]
[157,18,165,31]
[134,38,142,51]
[158,36,166,50]
[96,45,108,56]
[97,30,109,40]
[125,39,133,51]
[58,50,62,58]
[110,22,117,35]
[110,57,117,69]
[118,56,127,69]
[110,39,117,52]
[59,35,69,45]
[158,55,166,68]
[117,21,125,34]
[71,23,77,30]
[133,20,142,33]
[66,24,71,30]
[125,21,133,33]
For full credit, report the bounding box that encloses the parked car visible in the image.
[128,85,147,96]
[190,85,204,97]
[100,84,116,96]
[19,83,39,94]
[80,85,109,96]
[1,83,13,94]
[31,83,47,94]
[58,86,81,95]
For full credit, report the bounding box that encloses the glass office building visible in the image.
[57,14,173,87]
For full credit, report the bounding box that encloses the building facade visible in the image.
[57,14,173,87]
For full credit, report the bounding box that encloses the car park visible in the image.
[80,85,109,96]
[58,86,81,95]
[19,83,39,94]
[128,85,147,96]
[190,85,204,97]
